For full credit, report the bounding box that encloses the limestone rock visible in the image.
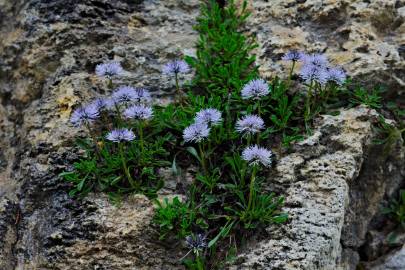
[0,1,404,269]
[366,245,405,270]
[235,106,404,270]
[248,0,405,100]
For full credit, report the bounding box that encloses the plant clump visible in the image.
[61,0,404,269]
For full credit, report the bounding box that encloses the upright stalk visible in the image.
[198,143,208,175]
[175,73,182,103]
[138,121,145,157]
[247,165,257,211]
[304,80,314,125]
[257,100,262,143]
[114,103,124,127]
[196,253,204,270]
[118,143,137,189]
[286,61,296,89]
[108,77,113,89]
[85,123,101,159]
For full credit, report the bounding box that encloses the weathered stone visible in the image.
[366,245,405,270]
[248,0,405,101]
[0,0,404,269]
[235,107,404,270]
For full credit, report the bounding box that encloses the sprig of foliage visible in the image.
[186,0,258,97]
[349,86,382,109]
[383,189,405,229]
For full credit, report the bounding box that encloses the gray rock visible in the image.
[367,245,405,270]
[235,107,404,270]
[0,0,404,269]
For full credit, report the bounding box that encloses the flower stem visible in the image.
[257,100,262,144]
[118,143,137,189]
[286,61,296,89]
[114,103,123,127]
[108,78,113,89]
[175,73,183,104]
[86,123,101,159]
[247,165,257,211]
[198,143,208,175]
[304,80,314,124]
[196,253,204,270]
[138,121,144,162]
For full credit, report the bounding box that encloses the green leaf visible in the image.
[208,220,235,248]
[187,146,201,163]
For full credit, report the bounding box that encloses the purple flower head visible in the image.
[235,115,265,135]
[95,61,123,78]
[302,53,329,68]
[163,59,190,75]
[70,103,100,127]
[195,108,222,126]
[104,98,118,110]
[112,86,138,104]
[106,128,135,142]
[242,145,273,167]
[186,234,207,250]
[134,88,152,104]
[123,105,153,120]
[241,78,270,100]
[183,123,210,143]
[327,67,346,86]
[299,64,329,85]
[282,50,305,62]
[90,97,110,111]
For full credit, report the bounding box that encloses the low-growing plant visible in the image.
[62,0,403,269]
[383,189,405,229]
[349,85,382,109]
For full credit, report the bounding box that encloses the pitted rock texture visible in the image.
[0,1,404,270]
[0,0,198,269]
[234,107,404,270]
[248,0,405,103]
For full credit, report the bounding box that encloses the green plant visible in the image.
[64,0,398,269]
[383,189,405,229]
[349,86,382,109]
[154,196,202,240]
[187,0,258,97]
[373,115,405,156]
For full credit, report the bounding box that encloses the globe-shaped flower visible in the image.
[112,86,138,104]
[242,145,273,167]
[106,128,135,142]
[186,234,207,250]
[235,115,265,135]
[90,97,110,111]
[183,123,210,143]
[327,68,346,86]
[282,50,305,62]
[95,61,123,78]
[70,103,100,127]
[299,64,329,85]
[134,88,152,104]
[163,59,190,75]
[123,105,153,120]
[301,53,329,68]
[195,108,222,126]
[241,78,270,100]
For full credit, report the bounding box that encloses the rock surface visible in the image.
[0,0,404,270]
[249,0,405,103]
[235,106,404,270]
[366,245,405,270]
